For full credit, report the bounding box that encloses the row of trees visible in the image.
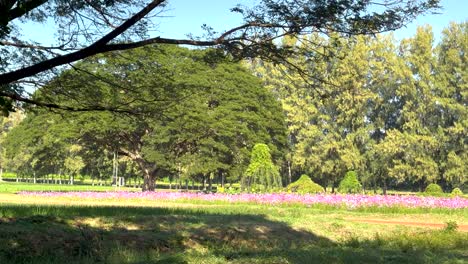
[249,22,466,193]
[1,22,465,193]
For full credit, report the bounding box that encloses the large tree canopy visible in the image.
[0,0,440,112]
[5,45,287,190]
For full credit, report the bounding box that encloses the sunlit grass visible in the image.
[0,181,138,193]
[1,186,467,263]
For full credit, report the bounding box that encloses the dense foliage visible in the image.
[425,183,444,195]
[4,46,287,191]
[250,22,467,193]
[338,171,362,194]
[243,143,282,191]
[286,174,324,194]
[451,188,463,196]
[0,0,440,113]
[1,22,466,194]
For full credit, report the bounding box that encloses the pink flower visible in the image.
[18,191,468,209]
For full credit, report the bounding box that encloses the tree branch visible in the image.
[7,0,48,22]
[0,0,167,85]
[0,90,138,114]
[0,40,77,51]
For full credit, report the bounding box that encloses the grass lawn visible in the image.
[0,184,467,263]
[0,181,139,193]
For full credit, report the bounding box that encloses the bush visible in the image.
[425,183,443,195]
[225,186,241,194]
[450,187,463,197]
[338,171,362,194]
[444,221,458,232]
[286,174,324,194]
[0,172,17,179]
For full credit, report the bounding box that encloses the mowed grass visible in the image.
[1,190,467,264]
[0,181,138,193]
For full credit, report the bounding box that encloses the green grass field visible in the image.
[0,181,138,193]
[0,182,467,263]
[0,180,210,193]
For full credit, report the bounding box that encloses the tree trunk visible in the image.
[142,170,156,191]
[383,179,387,195]
[208,176,212,192]
[287,160,292,185]
[142,173,154,192]
[373,174,377,194]
[202,176,206,191]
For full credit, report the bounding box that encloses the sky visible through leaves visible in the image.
[18,0,467,47]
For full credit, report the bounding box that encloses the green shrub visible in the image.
[286,174,324,194]
[450,187,463,197]
[425,183,443,194]
[1,172,17,179]
[225,186,241,194]
[338,171,362,194]
[444,221,458,232]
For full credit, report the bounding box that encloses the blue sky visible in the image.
[155,0,467,42]
[16,0,468,46]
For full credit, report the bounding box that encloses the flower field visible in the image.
[20,191,468,209]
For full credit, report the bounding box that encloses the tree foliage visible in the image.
[243,143,282,191]
[4,45,287,191]
[425,183,443,195]
[338,171,362,194]
[0,0,441,113]
[250,22,467,193]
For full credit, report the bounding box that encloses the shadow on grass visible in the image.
[0,205,466,264]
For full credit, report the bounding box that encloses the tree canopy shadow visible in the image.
[0,204,466,263]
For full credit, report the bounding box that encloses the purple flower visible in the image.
[18,191,468,209]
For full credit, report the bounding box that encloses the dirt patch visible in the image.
[347,218,468,232]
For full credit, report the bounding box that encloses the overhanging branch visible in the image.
[0,90,138,114]
[0,0,167,85]
[7,0,48,22]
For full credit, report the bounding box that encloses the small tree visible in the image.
[338,171,362,194]
[64,145,85,185]
[243,143,282,192]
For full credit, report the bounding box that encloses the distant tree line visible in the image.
[249,22,467,193]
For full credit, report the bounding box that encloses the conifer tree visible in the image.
[243,143,282,191]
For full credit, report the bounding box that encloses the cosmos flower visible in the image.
[19,191,468,209]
